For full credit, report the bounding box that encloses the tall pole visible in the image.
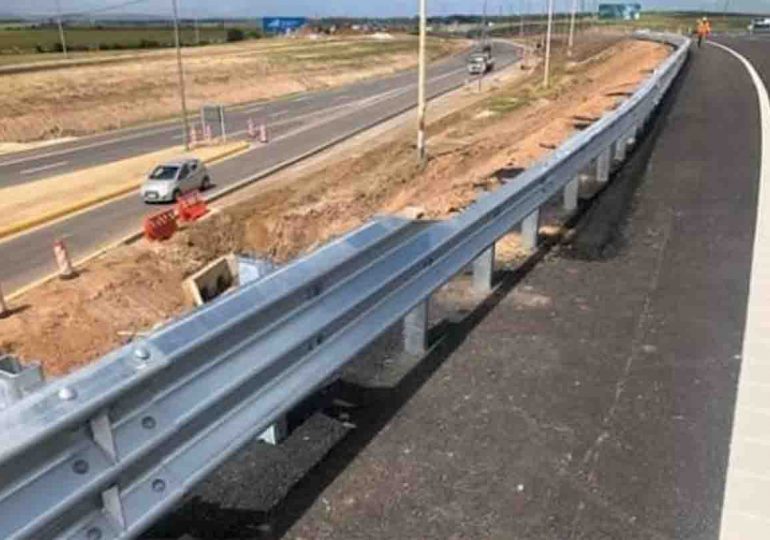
[195,17,201,45]
[417,0,428,164]
[520,0,525,37]
[171,0,191,150]
[543,0,554,88]
[55,0,68,58]
[567,0,578,56]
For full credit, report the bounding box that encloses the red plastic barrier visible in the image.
[144,209,178,241]
[176,191,209,223]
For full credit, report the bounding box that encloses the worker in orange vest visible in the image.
[696,17,712,48]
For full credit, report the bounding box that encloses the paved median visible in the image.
[0,141,249,241]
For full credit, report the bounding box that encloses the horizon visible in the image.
[3,1,769,20]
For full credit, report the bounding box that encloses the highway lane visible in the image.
[0,46,488,186]
[0,41,520,294]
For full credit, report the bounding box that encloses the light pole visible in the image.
[543,0,554,87]
[417,0,428,164]
[567,0,578,56]
[55,0,68,58]
[171,0,191,150]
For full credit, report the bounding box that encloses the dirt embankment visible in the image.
[0,36,464,143]
[0,37,670,377]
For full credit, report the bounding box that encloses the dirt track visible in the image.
[0,37,669,377]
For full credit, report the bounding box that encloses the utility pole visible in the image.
[543,0,554,87]
[194,17,201,45]
[55,0,68,58]
[478,0,488,92]
[520,0,526,37]
[567,0,578,56]
[417,0,428,164]
[171,0,191,150]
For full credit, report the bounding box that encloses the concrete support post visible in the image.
[596,148,611,184]
[563,176,579,212]
[521,208,541,252]
[613,136,627,162]
[472,245,496,294]
[259,416,288,445]
[404,299,429,356]
[626,125,639,147]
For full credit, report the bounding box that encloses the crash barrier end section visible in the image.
[143,209,178,241]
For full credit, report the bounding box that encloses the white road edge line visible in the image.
[709,40,770,540]
[19,160,69,175]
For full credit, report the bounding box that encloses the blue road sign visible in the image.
[262,17,307,33]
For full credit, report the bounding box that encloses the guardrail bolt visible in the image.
[86,528,103,540]
[72,459,89,475]
[58,387,77,401]
[142,416,157,430]
[151,479,166,493]
[134,347,151,361]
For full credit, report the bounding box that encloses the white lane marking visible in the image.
[19,160,69,175]
[0,126,177,168]
[709,41,770,540]
[242,106,264,114]
[270,110,289,118]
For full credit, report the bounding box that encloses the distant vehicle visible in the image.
[467,48,494,75]
[749,18,770,33]
[141,158,210,203]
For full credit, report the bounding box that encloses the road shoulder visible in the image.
[276,41,759,539]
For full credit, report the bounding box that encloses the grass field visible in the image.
[0,25,250,54]
[0,35,465,143]
[598,11,754,33]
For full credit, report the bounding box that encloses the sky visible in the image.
[6,0,770,19]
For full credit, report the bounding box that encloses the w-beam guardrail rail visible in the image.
[0,32,689,540]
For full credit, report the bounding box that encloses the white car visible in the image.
[141,158,211,203]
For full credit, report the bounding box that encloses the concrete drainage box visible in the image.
[183,254,277,306]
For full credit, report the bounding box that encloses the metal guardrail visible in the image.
[0,32,689,539]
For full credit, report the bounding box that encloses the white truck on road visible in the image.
[467,44,495,75]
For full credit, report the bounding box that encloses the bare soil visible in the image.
[0,35,464,143]
[0,37,669,377]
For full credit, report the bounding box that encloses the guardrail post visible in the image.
[472,245,495,294]
[404,299,430,355]
[521,208,540,252]
[595,148,611,184]
[563,176,579,211]
[259,417,288,445]
[0,355,44,410]
[627,125,639,147]
[613,136,627,162]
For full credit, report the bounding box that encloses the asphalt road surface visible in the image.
[141,36,770,539]
[0,42,520,294]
